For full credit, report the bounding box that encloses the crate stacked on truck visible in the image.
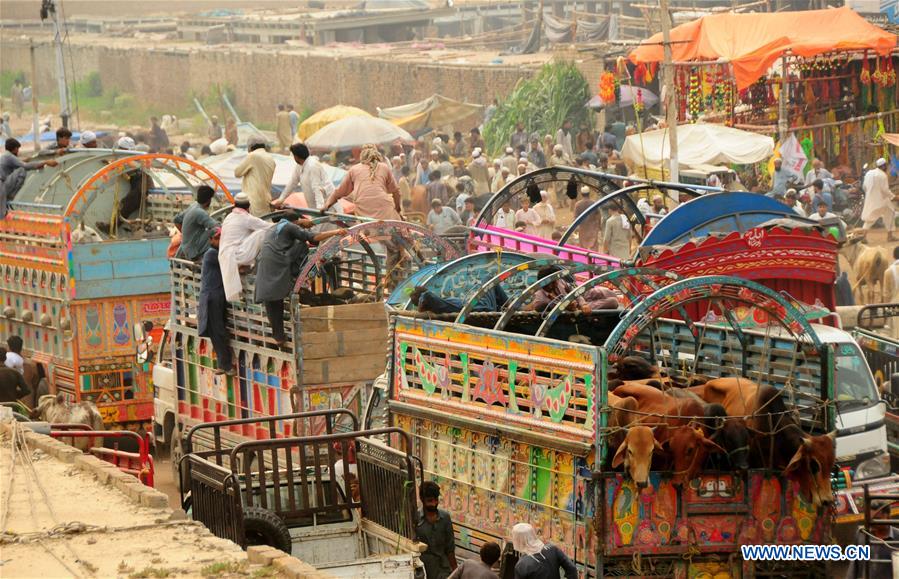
[0,151,230,430]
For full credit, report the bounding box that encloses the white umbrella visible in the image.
[305,116,413,151]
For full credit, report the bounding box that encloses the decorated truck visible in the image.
[0,151,230,429]
[371,260,887,577]
[151,214,457,482]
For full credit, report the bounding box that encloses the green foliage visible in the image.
[484,61,593,157]
[0,70,26,96]
[129,567,174,579]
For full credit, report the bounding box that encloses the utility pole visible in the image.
[40,0,70,129]
[777,55,789,141]
[29,40,41,153]
[659,0,679,189]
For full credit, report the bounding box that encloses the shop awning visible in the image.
[629,6,897,90]
[377,94,483,131]
[622,123,774,170]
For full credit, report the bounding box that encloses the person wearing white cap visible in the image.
[862,157,897,240]
[535,190,556,239]
[79,131,98,149]
[218,191,274,301]
[466,148,490,195]
[233,136,275,217]
[511,522,577,579]
[574,186,600,251]
[548,143,573,208]
[492,165,510,192]
[115,136,136,150]
[429,149,440,173]
[501,146,517,175]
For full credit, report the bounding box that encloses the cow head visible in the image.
[666,425,725,485]
[716,419,751,471]
[612,425,660,488]
[785,431,837,509]
[615,356,660,381]
[704,406,751,472]
[31,393,64,420]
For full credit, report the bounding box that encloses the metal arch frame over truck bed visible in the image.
[0,151,232,428]
[384,272,835,577]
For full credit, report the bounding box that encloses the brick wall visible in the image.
[1,36,538,124]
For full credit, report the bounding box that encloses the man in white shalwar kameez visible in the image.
[219,193,274,301]
[862,157,897,241]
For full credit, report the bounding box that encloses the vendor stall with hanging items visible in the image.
[627,7,898,172]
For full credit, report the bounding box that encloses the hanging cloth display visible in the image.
[543,14,575,43]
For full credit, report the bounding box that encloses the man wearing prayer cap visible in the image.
[466,147,490,195]
[79,131,98,149]
[501,146,517,175]
[218,191,274,301]
[115,136,136,150]
[862,157,897,241]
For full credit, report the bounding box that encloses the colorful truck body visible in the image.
[0,151,229,428]
[377,265,869,577]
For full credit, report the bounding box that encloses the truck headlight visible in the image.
[856,453,891,480]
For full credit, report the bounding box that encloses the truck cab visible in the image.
[810,324,890,480]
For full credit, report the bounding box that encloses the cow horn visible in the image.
[826,430,838,441]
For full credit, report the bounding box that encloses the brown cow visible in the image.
[690,378,836,507]
[612,426,660,488]
[612,382,719,485]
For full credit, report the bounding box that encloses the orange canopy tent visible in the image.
[629,6,896,90]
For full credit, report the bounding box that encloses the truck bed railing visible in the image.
[184,409,359,464]
[186,425,418,548]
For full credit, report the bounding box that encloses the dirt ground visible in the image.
[0,427,273,578]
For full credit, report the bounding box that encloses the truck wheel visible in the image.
[243,507,291,554]
[170,429,184,493]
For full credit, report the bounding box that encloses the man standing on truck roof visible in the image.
[415,481,457,579]
[199,229,234,376]
[175,185,218,261]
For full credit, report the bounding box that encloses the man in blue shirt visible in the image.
[175,185,218,261]
[770,158,790,197]
[811,179,833,211]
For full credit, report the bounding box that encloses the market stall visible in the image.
[628,6,898,172]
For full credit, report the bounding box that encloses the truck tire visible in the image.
[243,507,292,554]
